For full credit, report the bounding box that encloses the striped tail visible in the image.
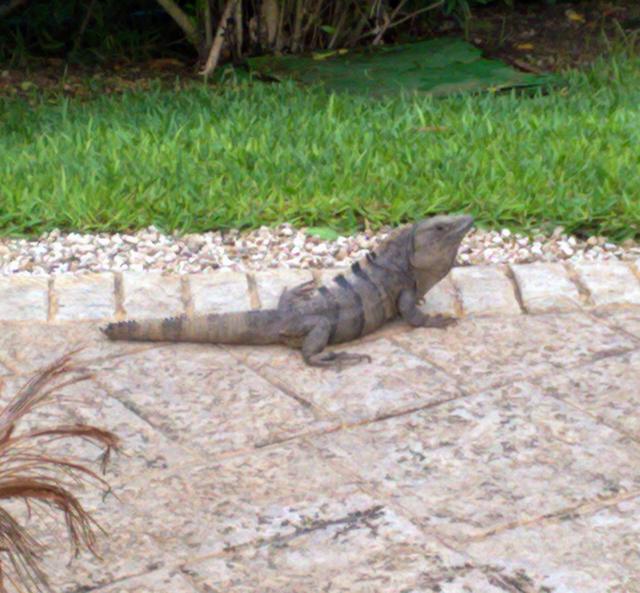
[101,310,283,346]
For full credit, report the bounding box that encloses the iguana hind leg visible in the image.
[278,280,316,309]
[298,316,371,368]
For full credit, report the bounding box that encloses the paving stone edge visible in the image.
[1,261,639,322]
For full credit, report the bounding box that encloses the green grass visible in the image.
[1,53,639,240]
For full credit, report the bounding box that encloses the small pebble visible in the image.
[0,225,637,276]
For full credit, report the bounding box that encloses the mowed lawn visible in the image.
[2,53,639,239]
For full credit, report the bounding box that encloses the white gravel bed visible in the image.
[1,224,639,276]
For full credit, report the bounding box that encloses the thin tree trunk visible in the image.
[234,0,243,57]
[261,0,279,48]
[291,0,304,52]
[200,0,239,76]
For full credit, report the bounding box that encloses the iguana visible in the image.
[102,215,473,367]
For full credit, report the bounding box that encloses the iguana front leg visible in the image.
[284,316,371,368]
[398,289,456,329]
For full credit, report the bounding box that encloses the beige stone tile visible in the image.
[0,379,198,592]
[122,271,184,318]
[97,345,332,454]
[91,569,198,592]
[254,269,314,310]
[0,321,156,376]
[0,357,12,376]
[573,261,640,307]
[189,271,250,313]
[466,496,640,593]
[0,276,49,321]
[54,273,116,321]
[451,265,521,316]
[311,382,640,544]
[183,508,538,593]
[420,273,459,317]
[511,263,581,313]
[538,349,640,438]
[19,489,165,593]
[393,312,636,391]
[594,307,640,340]
[118,440,382,560]
[0,373,198,484]
[234,338,462,422]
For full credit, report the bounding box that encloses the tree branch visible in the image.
[154,0,201,48]
[0,0,28,19]
[200,0,238,76]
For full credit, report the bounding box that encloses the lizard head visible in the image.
[409,214,474,294]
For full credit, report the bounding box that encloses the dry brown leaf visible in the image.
[0,353,118,593]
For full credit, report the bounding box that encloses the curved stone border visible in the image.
[0,262,639,322]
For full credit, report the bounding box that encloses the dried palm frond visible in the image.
[0,353,119,593]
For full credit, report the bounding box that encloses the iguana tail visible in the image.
[101,310,283,345]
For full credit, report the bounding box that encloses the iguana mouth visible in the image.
[452,215,474,236]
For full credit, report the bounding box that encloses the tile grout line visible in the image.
[388,334,470,388]
[585,308,640,346]
[246,272,261,310]
[304,417,640,558]
[504,264,527,314]
[179,568,205,593]
[222,345,335,419]
[47,275,57,322]
[391,308,640,395]
[563,262,595,307]
[1,265,640,323]
[114,272,125,320]
[543,388,640,448]
[65,567,168,593]
[630,260,640,282]
[181,274,194,317]
[93,372,211,464]
[301,436,476,558]
[464,488,640,544]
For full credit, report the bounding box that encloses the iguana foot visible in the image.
[306,351,372,368]
[399,289,457,329]
[421,314,457,329]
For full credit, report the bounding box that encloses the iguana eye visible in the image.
[435,225,445,232]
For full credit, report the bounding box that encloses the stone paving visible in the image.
[0,261,639,592]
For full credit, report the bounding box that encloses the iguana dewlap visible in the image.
[102,215,473,367]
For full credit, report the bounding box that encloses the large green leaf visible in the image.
[248,38,558,97]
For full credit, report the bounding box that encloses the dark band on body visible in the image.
[162,316,184,340]
[351,261,388,307]
[318,286,339,343]
[333,274,365,337]
[362,255,398,314]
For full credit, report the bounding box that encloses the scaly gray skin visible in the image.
[102,215,474,367]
